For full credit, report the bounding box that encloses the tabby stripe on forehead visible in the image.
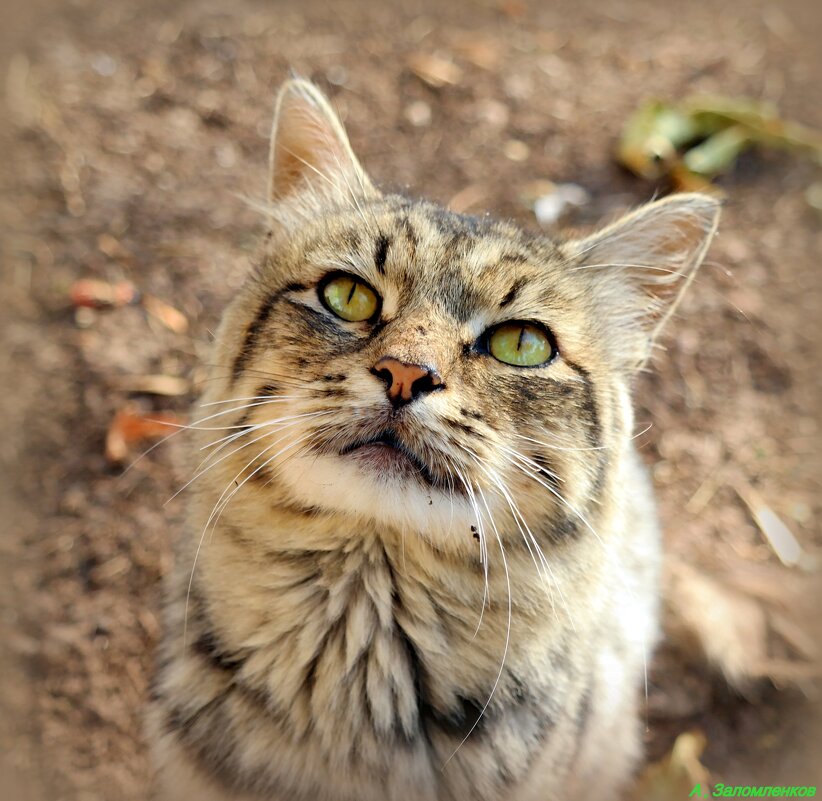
[500,277,527,308]
[231,284,306,382]
[400,215,418,262]
[443,231,472,262]
[374,233,390,274]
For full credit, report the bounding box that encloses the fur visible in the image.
[148,79,720,801]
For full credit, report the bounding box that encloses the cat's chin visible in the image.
[344,442,420,480]
[277,450,478,536]
[335,428,448,491]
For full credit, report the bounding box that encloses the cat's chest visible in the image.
[158,516,612,801]
[204,537,484,735]
[192,531,586,794]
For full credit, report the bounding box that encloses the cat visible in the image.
[148,78,720,801]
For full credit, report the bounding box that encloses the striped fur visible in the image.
[149,80,719,801]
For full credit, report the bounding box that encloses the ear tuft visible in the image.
[267,79,376,215]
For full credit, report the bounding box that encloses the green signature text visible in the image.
[690,786,817,798]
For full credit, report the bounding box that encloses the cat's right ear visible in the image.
[267,79,377,218]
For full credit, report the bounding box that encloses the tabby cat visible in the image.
[148,79,720,801]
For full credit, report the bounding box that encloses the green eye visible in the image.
[488,322,554,367]
[321,274,380,322]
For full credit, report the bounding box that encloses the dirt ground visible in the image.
[1,0,820,798]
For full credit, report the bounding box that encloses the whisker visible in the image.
[459,446,571,626]
[443,480,511,768]
[198,409,331,454]
[449,463,490,634]
[511,431,609,453]
[182,427,319,650]
[499,448,645,654]
[121,396,308,475]
[168,412,331,506]
[199,395,304,408]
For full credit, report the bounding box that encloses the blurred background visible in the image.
[0,0,820,798]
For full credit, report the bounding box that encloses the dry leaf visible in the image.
[142,294,189,334]
[634,731,711,801]
[618,94,822,188]
[407,53,463,88]
[70,279,138,309]
[96,233,132,260]
[452,34,502,70]
[105,408,183,463]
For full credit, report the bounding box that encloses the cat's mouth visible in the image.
[338,430,447,489]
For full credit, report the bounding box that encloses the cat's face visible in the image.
[204,80,719,546]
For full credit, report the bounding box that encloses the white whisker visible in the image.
[181,427,319,650]
[167,412,331,506]
[443,480,511,768]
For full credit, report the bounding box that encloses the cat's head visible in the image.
[204,79,719,547]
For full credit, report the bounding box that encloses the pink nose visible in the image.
[371,357,444,408]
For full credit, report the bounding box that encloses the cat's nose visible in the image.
[370,357,444,408]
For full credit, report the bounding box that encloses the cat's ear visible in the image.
[564,193,720,367]
[267,79,377,215]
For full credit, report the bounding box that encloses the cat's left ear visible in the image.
[267,79,377,216]
[564,192,720,367]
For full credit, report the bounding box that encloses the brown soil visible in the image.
[1,0,820,798]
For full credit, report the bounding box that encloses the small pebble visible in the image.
[503,139,529,161]
[91,53,116,76]
[533,183,590,226]
[405,100,432,128]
